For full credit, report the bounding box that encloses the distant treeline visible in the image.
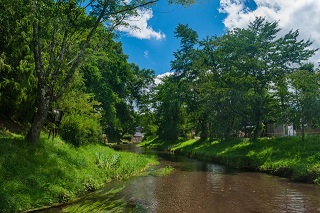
[0,0,319,145]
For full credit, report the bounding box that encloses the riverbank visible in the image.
[139,136,320,185]
[0,131,158,212]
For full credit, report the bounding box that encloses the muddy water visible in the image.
[49,144,320,212]
[118,146,320,212]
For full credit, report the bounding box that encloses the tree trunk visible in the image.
[25,19,50,145]
[301,121,305,142]
[26,92,50,144]
[250,116,264,141]
[200,120,208,140]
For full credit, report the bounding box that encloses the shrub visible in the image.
[60,114,102,147]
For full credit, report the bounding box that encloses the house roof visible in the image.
[134,132,144,137]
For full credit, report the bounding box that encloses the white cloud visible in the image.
[117,9,166,40]
[219,0,320,64]
[144,50,149,59]
[155,72,173,85]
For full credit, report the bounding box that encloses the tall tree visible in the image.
[82,31,131,140]
[213,17,317,141]
[57,71,102,146]
[23,0,193,144]
[288,65,320,141]
[0,0,36,122]
[129,63,155,110]
[171,24,199,78]
[154,75,187,141]
[81,32,155,141]
[170,24,203,138]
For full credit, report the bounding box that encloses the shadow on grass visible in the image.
[0,134,86,211]
[62,186,127,213]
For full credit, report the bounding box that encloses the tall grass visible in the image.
[0,132,158,212]
[140,136,320,184]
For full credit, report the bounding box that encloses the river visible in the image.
[44,144,320,212]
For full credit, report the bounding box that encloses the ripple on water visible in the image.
[272,187,309,212]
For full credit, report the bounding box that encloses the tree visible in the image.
[170,24,205,138]
[288,65,320,141]
[22,0,194,144]
[171,24,199,79]
[212,17,317,141]
[194,36,248,140]
[154,75,187,141]
[81,32,155,141]
[128,63,155,110]
[57,71,102,146]
[81,31,132,141]
[25,0,95,144]
[171,24,245,140]
[0,0,36,122]
[152,18,317,142]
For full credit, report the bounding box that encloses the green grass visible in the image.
[140,136,320,184]
[63,186,127,213]
[0,132,158,212]
[148,166,175,177]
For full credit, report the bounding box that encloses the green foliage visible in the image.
[287,67,320,140]
[0,0,36,122]
[171,24,198,77]
[0,132,158,212]
[168,0,196,6]
[154,75,188,141]
[57,72,102,146]
[153,17,318,142]
[0,0,166,144]
[60,114,102,147]
[211,17,316,141]
[82,35,155,141]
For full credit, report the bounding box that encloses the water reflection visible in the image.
[123,176,159,212]
[272,185,313,213]
[205,168,320,213]
[119,146,320,212]
[206,164,226,196]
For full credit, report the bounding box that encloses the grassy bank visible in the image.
[0,132,158,212]
[140,136,320,184]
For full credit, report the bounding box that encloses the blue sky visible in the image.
[116,0,320,75]
[118,0,227,75]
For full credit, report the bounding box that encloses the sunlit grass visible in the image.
[170,138,198,151]
[0,132,158,212]
[143,136,320,185]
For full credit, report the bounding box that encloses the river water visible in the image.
[46,144,320,212]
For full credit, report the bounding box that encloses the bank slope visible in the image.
[0,132,158,212]
[140,137,320,184]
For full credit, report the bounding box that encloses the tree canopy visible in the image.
[0,0,194,144]
[153,17,319,141]
[1,7,319,145]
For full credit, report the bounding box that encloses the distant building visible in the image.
[266,124,295,137]
[131,126,144,143]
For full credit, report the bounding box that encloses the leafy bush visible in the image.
[60,114,102,147]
